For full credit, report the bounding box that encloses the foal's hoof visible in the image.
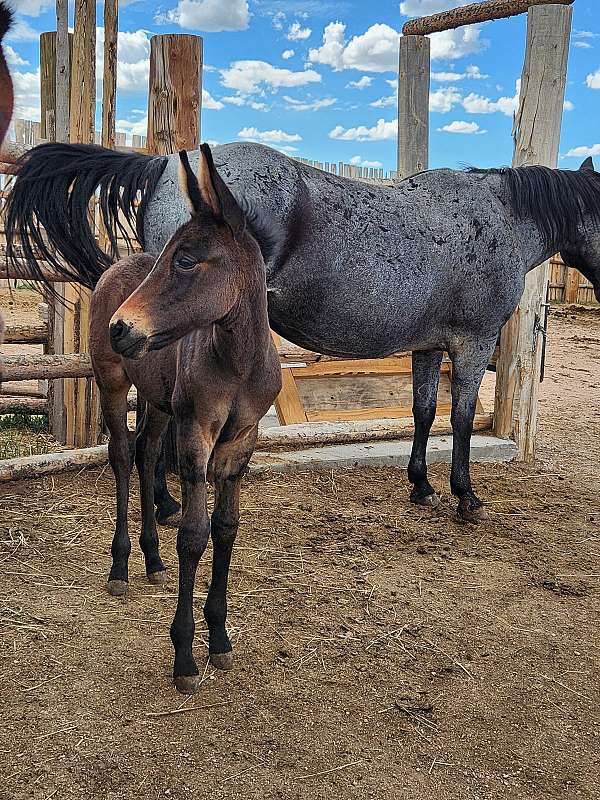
[210,652,234,671]
[156,510,182,528]
[107,579,128,597]
[411,492,441,509]
[458,501,489,524]
[174,674,202,695]
[147,570,168,586]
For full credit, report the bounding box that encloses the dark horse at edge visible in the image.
[4,138,600,522]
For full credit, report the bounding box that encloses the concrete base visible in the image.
[251,434,517,474]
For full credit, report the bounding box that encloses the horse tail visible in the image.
[4,142,168,290]
[0,2,15,145]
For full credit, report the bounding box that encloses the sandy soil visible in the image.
[0,311,599,800]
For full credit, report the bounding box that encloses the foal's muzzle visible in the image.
[109,318,148,359]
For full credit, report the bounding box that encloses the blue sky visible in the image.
[5,0,600,171]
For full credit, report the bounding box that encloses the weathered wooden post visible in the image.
[147,33,203,470]
[63,0,100,447]
[397,34,430,178]
[102,0,118,151]
[494,3,572,460]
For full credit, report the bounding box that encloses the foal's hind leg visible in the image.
[448,337,497,524]
[408,350,443,507]
[101,385,134,596]
[135,404,170,584]
[204,430,257,672]
[137,398,181,526]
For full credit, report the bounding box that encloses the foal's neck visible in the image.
[212,276,271,378]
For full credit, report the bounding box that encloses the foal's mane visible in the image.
[470,165,600,248]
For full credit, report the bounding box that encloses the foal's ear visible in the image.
[197,143,245,239]
[579,156,596,172]
[178,150,204,213]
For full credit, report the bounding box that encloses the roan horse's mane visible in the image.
[0,2,12,39]
[469,165,600,249]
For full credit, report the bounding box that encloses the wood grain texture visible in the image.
[403,0,574,36]
[102,0,118,150]
[2,353,92,382]
[494,4,572,460]
[147,34,203,155]
[397,35,430,178]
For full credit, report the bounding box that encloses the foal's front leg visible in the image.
[408,350,444,507]
[449,337,497,523]
[203,433,256,671]
[170,419,212,694]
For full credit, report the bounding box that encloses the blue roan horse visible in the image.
[5,143,600,521]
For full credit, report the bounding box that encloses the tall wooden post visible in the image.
[494,4,572,460]
[397,35,430,178]
[102,0,118,151]
[63,0,100,447]
[147,34,203,471]
[40,25,72,443]
[147,35,203,154]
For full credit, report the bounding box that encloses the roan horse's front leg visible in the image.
[408,350,444,507]
[170,418,213,693]
[448,337,497,523]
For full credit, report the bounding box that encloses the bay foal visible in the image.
[90,145,282,693]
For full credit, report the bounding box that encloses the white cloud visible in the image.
[116,115,148,139]
[222,95,267,111]
[350,155,383,168]
[12,67,41,121]
[272,11,286,30]
[575,42,592,50]
[347,75,372,90]
[586,69,600,89]
[564,100,575,112]
[4,46,29,67]
[283,95,336,111]
[309,20,483,73]
[6,20,40,41]
[371,94,396,108]
[11,0,53,16]
[400,1,471,14]
[574,31,600,39]
[329,118,396,141]
[430,86,462,112]
[238,126,302,144]
[282,49,295,60]
[439,120,486,134]
[565,144,600,158]
[462,80,520,116]
[287,22,311,41]
[432,64,488,81]
[221,60,321,94]
[96,28,151,94]
[202,89,224,110]
[160,0,249,32]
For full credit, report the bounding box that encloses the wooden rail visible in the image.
[402,0,574,36]
[2,353,92,382]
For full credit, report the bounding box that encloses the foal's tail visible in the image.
[4,142,168,290]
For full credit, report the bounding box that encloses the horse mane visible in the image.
[469,165,600,248]
[0,2,12,40]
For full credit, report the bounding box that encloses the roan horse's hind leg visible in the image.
[204,429,258,672]
[135,404,170,585]
[448,336,497,524]
[408,350,444,507]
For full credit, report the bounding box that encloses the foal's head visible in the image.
[110,144,263,359]
[560,157,600,302]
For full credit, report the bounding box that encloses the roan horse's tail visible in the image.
[0,1,14,146]
[4,142,168,290]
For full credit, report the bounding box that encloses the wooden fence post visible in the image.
[494,3,572,460]
[147,35,203,155]
[397,35,430,178]
[147,34,203,470]
[564,267,580,304]
[62,0,100,448]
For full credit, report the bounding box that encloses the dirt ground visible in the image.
[0,310,599,800]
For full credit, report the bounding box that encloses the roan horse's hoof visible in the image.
[174,674,202,695]
[457,500,489,524]
[411,492,441,509]
[210,652,234,671]
[147,570,168,585]
[107,579,128,597]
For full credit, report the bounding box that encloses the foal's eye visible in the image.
[174,253,199,271]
